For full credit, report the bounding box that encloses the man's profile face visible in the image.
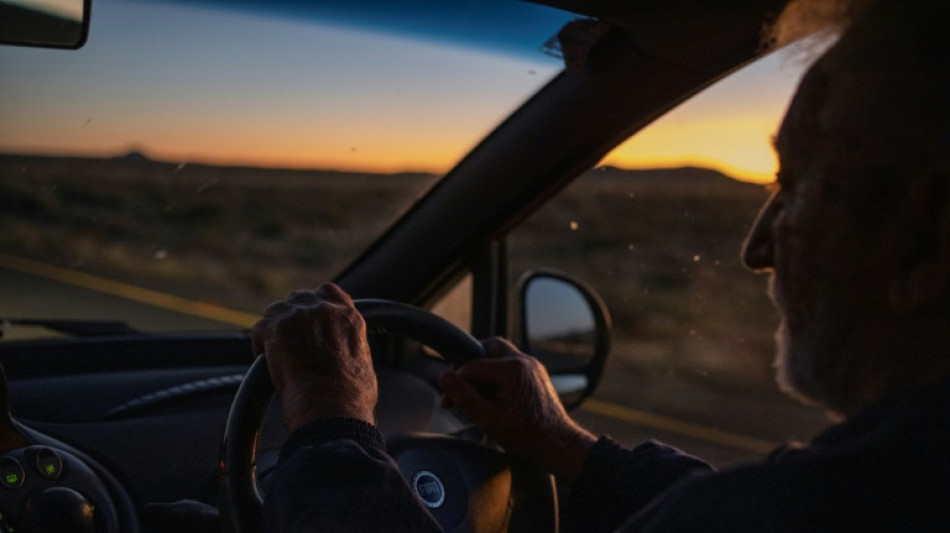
[754,51,864,413]
[743,23,923,414]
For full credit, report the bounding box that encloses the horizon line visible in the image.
[0,148,772,185]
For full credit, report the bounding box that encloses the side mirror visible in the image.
[0,0,90,49]
[518,270,611,409]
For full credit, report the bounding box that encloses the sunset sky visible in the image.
[0,0,811,184]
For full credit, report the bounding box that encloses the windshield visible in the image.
[0,0,570,337]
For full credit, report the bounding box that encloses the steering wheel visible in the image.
[222,299,557,532]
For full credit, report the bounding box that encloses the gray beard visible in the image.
[770,275,848,413]
[770,281,873,416]
[774,319,824,408]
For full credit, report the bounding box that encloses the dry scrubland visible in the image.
[0,154,778,395]
[510,166,778,398]
[0,154,437,311]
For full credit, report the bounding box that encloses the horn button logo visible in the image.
[411,470,446,508]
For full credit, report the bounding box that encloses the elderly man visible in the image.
[257,0,950,530]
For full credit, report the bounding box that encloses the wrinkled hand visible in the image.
[252,283,378,432]
[439,337,596,481]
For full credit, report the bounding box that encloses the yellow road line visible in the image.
[581,398,777,454]
[1,252,777,453]
[0,252,258,327]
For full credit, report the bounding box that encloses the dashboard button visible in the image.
[0,510,14,533]
[34,447,63,480]
[0,457,25,489]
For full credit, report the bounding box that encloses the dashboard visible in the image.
[0,333,459,531]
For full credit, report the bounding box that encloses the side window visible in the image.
[507,52,829,467]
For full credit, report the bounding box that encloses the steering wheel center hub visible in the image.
[411,470,446,508]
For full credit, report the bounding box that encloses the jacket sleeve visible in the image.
[560,436,713,533]
[262,417,443,533]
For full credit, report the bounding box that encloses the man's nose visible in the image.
[741,193,778,270]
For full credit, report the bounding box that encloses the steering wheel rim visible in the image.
[223,299,500,532]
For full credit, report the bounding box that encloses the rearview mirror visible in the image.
[519,270,611,409]
[0,0,90,49]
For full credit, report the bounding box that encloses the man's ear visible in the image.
[888,169,950,313]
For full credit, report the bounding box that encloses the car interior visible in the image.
[0,0,833,531]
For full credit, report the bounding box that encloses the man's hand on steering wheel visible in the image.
[439,337,597,482]
[252,283,594,483]
[252,282,378,432]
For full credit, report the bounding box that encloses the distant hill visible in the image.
[595,165,733,181]
[1,152,437,181]
[115,150,151,163]
[587,165,767,198]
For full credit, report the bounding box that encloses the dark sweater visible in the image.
[264,378,950,531]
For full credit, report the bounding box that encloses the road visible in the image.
[0,253,830,468]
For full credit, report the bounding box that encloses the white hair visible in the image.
[768,0,873,48]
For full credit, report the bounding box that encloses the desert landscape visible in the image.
[1,152,781,399]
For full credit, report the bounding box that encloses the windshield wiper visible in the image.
[0,319,139,338]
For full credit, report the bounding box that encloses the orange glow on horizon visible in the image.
[601,111,784,185]
[602,154,777,185]
[1,139,778,183]
[0,142,457,175]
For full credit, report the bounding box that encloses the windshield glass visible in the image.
[0,0,570,336]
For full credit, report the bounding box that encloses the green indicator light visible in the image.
[45,463,56,475]
[3,474,17,485]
